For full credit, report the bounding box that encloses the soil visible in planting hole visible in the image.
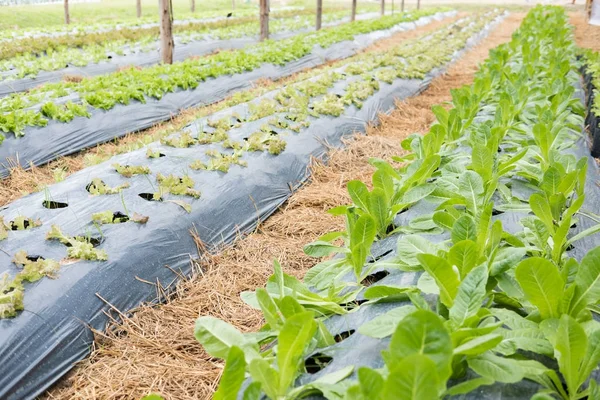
[363,270,390,287]
[385,224,397,235]
[334,329,355,343]
[566,244,575,251]
[26,255,45,262]
[492,208,504,216]
[139,193,162,201]
[369,249,393,263]
[42,200,68,209]
[65,236,104,247]
[341,299,368,310]
[9,220,31,230]
[112,211,129,223]
[305,353,333,374]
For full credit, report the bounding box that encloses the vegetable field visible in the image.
[1,2,600,400]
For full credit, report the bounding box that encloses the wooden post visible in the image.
[260,0,269,41]
[136,0,142,18]
[316,0,322,30]
[417,0,420,9]
[191,0,195,12]
[351,0,357,21]
[232,0,235,9]
[391,0,394,14]
[401,0,404,12]
[64,0,70,24]
[159,0,174,64]
[380,0,385,16]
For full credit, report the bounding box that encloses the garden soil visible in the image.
[42,12,526,400]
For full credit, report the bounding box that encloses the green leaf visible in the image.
[458,171,484,214]
[277,312,317,393]
[396,235,437,268]
[444,376,494,396]
[368,187,390,236]
[256,288,283,330]
[356,367,384,399]
[248,357,279,399]
[194,316,259,361]
[350,215,377,278]
[541,315,587,395]
[383,354,440,400]
[471,144,494,183]
[214,346,247,400]
[417,253,460,308]
[303,240,348,257]
[358,305,417,338]
[347,180,370,212]
[515,257,564,319]
[383,310,452,381]
[569,247,600,317]
[363,285,417,301]
[577,329,600,388]
[448,240,479,278]
[449,265,488,327]
[490,247,527,276]
[529,193,555,234]
[467,352,524,383]
[454,333,503,355]
[452,215,477,243]
[432,211,456,231]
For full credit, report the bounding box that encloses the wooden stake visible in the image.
[136,0,142,18]
[401,0,404,12]
[191,0,195,12]
[351,0,357,21]
[380,0,385,16]
[260,0,269,41]
[417,0,420,10]
[159,0,174,64]
[64,0,70,24]
[316,0,322,30]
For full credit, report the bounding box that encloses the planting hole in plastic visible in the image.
[65,236,104,248]
[26,255,45,262]
[334,329,355,343]
[305,353,333,374]
[139,193,162,201]
[112,211,129,223]
[10,220,31,230]
[492,208,504,216]
[363,270,391,287]
[42,200,68,209]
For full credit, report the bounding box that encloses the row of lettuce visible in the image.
[0,8,449,139]
[0,12,497,320]
[582,49,600,157]
[192,6,600,400]
[0,9,368,81]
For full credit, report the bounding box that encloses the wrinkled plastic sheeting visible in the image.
[0,11,456,178]
[0,34,455,400]
[583,68,600,157]
[257,78,600,400]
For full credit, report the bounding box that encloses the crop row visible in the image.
[0,10,496,318]
[0,8,447,141]
[0,9,369,82]
[193,6,600,400]
[582,49,600,157]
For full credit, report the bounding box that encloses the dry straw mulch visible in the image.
[44,12,525,400]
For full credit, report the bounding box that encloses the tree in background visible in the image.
[380,0,385,16]
[160,0,174,64]
[191,0,196,12]
[351,0,357,21]
[137,0,142,17]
